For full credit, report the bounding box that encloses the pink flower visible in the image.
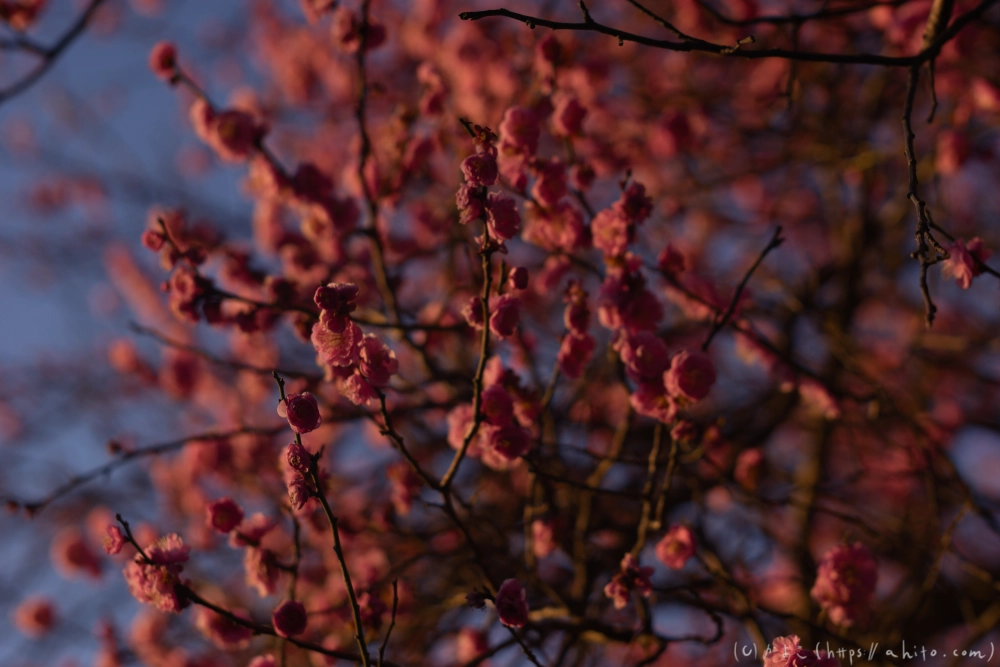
[564,282,591,333]
[489,294,520,338]
[249,656,277,667]
[272,600,308,638]
[618,182,653,224]
[194,607,253,649]
[145,534,190,565]
[358,334,399,387]
[123,561,186,613]
[531,158,568,208]
[735,448,764,491]
[552,96,587,136]
[508,266,529,291]
[629,382,677,424]
[481,383,515,426]
[123,538,191,614]
[51,527,102,579]
[103,525,126,555]
[597,267,663,333]
[244,547,279,597]
[810,543,877,627]
[285,442,311,473]
[461,153,498,186]
[765,635,842,667]
[311,313,362,367]
[342,371,377,405]
[387,462,422,515]
[205,498,244,534]
[332,8,387,52]
[485,423,532,461]
[456,184,485,224]
[288,474,311,510]
[603,553,654,609]
[278,392,322,434]
[494,578,529,627]
[456,627,489,663]
[486,193,521,241]
[942,237,993,289]
[557,333,596,379]
[12,597,56,638]
[657,243,687,275]
[230,513,276,547]
[148,41,177,81]
[499,107,540,156]
[655,525,695,569]
[591,209,632,257]
[523,201,586,251]
[314,282,359,317]
[205,109,265,163]
[664,351,716,402]
[619,332,669,381]
[189,98,215,143]
[532,518,558,558]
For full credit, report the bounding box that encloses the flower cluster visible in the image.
[603,553,654,609]
[810,543,878,627]
[123,534,191,613]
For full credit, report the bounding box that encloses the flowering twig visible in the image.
[439,234,496,491]
[273,372,372,667]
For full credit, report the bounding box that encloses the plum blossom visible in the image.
[287,475,311,511]
[486,193,521,241]
[277,392,321,434]
[285,442,311,473]
[664,351,716,402]
[312,313,362,367]
[358,334,399,386]
[204,109,266,163]
[485,423,532,461]
[494,579,529,627]
[123,534,191,613]
[603,553,654,609]
[103,525,126,555]
[489,294,520,338]
[499,106,540,156]
[51,527,102,579]
[13,597,56,638]
[619,332,670,381]
[461,153,498,186]
[810,543,877,627]
[508,266,529,290]
[205,498,244,534]
[244,547,280,597]
[558,332,596,379]
[552,96,587,136]
[655,525,695,569]
[942,237,993,289]
[148,42,177,81]
[272,600,308,638]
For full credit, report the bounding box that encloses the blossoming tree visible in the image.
[3,0,1000,666]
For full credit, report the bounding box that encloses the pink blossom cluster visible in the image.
[809,543,878,627]
[603,553,654,609]
[310,282,398,403]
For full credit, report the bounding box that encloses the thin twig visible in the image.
[702,226,784,351]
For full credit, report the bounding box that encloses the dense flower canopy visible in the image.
[2,0,1000,666]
